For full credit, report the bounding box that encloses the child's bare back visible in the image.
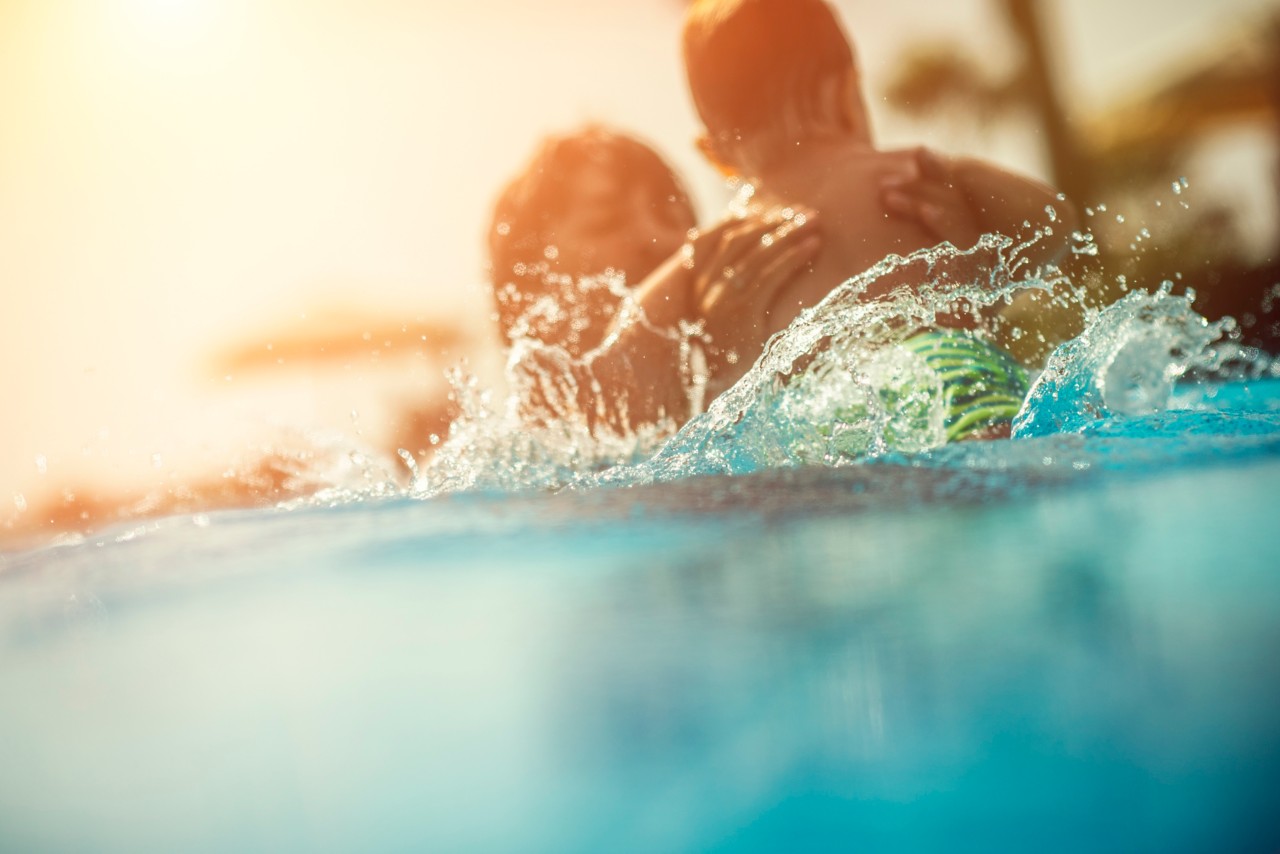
[745,144,961,337]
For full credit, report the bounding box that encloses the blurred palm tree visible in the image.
[884,1,1091,203]
[884,0,1279,215]
[1083,16,1280,194]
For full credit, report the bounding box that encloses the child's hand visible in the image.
[880,148,983,250]
[684,206,821,368]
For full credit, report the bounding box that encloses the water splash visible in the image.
[1012,286,1231,438]
[589,234,1058,486]
[407,223,1245,498]
[411,349,680,497]
[414,231,1069,495]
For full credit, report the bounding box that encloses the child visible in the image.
[630,0,1079,439]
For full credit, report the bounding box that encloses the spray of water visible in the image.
[1012,285,1233,438]
[415,232,991,492]
[347,184,1266,500]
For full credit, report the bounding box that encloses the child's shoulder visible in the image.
[824,145,942,187]
[866,145,955,175]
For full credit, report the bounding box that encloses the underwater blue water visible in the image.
[1,378,1278,852]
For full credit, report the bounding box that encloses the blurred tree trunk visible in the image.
[1269,17,1280,249]
[1000,0,1096,207]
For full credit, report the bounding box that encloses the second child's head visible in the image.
[488,127,696,354]
[683,0,870,176]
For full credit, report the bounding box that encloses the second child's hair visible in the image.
[487,126,694,347]
[683,0,857,143]
[488,127,692,289]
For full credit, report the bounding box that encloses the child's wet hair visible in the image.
[487,126,695,345]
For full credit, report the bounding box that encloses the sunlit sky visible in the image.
[2,0,1277,513]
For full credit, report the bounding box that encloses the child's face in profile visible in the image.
[540,160,694,284]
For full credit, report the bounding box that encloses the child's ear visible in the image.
[696,134,739,178]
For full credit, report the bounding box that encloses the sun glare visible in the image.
[129,0,204,22]
[119,0,215,45]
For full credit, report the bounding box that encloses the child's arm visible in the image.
[952,154,1078,273]
[626,208,820,331]
[510,212,821,432]
[881,148,1078,274]
[689,209,821,392]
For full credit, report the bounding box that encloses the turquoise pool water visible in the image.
[2,374,1278,851]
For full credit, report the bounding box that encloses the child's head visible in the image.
[683,0,869,174]
[488,126,696,352]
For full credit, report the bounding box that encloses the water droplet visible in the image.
[35,455,47,475]
[397,449,421,479]
[13,493,27,512]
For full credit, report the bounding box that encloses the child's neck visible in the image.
[749,134,875,199]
